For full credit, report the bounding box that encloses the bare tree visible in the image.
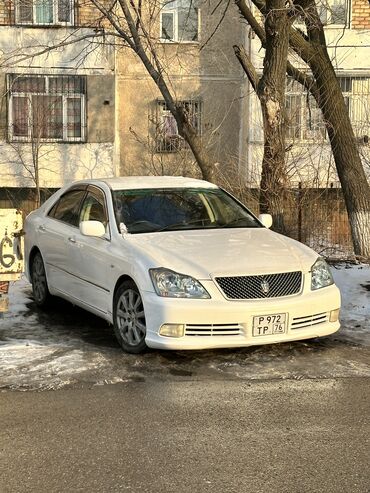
[4,87,61,208]
[235,0,292,233]
[87,0,216,182]
[234,0,370,258]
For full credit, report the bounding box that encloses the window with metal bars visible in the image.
[156,99,201,152]
[285,76,370,142]
[8,74,86,142]
[160,0,199,42]
[15,0,74,25]
[285,78,326,141]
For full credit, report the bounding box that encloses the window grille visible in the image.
[285,76,370,142]
[285,78,326,141]
[156,100,201,153]
[15,0,74,26]
[8,74,86,143]
[339,77,370,140]
[160,0,199,42]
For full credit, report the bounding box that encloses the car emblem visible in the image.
[261,280,270,295]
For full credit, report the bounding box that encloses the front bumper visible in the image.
[143,282,341,350]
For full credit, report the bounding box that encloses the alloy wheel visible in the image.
[115,288,146,347]
[32,253,47,304]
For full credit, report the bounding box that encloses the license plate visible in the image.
[253,313,287,336]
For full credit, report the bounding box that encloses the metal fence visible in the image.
[286,185,354,260]
[228,183,355,261]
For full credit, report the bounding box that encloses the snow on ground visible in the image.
[0,264,369,390]
[331,264,370,345]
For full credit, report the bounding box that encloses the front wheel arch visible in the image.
[112,275,137,312]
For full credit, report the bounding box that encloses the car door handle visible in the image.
[38,225,46,232]
[68,237,76,244]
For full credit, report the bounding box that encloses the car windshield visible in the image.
[112,187,262,234]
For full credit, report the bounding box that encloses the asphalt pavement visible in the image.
[1,377,369,493]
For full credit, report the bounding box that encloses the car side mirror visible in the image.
[258,214,273,229]
[80,220,106,237]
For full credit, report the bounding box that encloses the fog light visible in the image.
[329,309,340,322]
[159,324,185,338]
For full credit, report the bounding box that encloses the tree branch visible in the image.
[234,0,319,100]
[286,62,319,100]
[246,0,316,61]
[234,44,259,91]
[235,0,266,46]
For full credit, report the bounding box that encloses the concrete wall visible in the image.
[115,0,248,178]
[0,25,116,188]
[87,75,115,143]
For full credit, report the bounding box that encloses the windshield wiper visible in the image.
[220,217,258,228]
[157,218,212,232]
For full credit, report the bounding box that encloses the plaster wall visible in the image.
[0,26,116,188]
[115,0,248,178]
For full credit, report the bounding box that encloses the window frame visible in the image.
[79,185,111,239]
[285,85,327,142]
[160,1,200,43]
[155,99,202,153]
[15,0,75,26]
[47,188,87,228]
[293,0,349,28]
[339,76,370,140]
[284,74,370,143]
[8,74,86,143]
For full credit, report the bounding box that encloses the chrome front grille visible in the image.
[185,323,243,336]
[291,312,328,329]
[215,272,302,300]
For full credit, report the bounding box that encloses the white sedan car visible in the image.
[24,176,341,353]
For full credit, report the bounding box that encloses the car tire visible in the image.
[113,280,148,354]
[31,251,52,308]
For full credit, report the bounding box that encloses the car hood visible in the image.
[126,228,318,279]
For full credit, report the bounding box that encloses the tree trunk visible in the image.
[176,109,216,183]
[257,0,290,233]
[309,51,370,258]
[32,142,41,209]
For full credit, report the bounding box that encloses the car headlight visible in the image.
[149,268,210,299]
[311,258,334,290]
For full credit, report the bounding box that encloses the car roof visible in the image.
[83,176,219,191]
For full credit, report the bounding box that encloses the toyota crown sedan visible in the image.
[24,176,341,353]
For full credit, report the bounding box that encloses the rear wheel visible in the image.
[113,280,147,354]
[31,251,52,308]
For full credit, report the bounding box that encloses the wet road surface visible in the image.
[1,378,369,492]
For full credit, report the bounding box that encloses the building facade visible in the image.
[0,0,115,199]
[0,0,368,203]
[0,0,249,203]
[247,0,370,186]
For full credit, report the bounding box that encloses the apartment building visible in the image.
[0,0,249,205]
[0,0,116,197]
[247,0,370,185]
[115,1,248,178]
